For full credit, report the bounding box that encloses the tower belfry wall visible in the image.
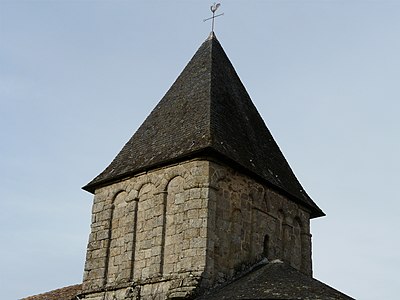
[82,159,312,299]
[83,160,210,299]
[207,161,312,280]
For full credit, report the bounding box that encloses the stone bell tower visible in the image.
[79,33,325,300]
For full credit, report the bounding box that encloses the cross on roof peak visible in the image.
[203,2,224,32]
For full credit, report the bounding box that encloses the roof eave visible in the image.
[82,148,216,194]
[82,148,325,219]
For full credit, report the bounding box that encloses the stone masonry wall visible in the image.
[82,158,313,299]
[82,160,212,299]
[206,161,312,285]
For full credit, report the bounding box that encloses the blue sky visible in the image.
[1,1,399,299]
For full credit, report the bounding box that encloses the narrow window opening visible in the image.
[263,234,270,259]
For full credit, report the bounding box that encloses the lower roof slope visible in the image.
[20,284,82,300]
[196,260,354,300]
[83,33,324,218]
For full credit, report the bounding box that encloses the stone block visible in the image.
[96,230,109,241]
[174,193,185,204]
[85,257,104,270]
[184,228,199,239]
[190,237,206,248]
[183,248,197,258]
[134,258,145,270]
[141,266,150,278]
[175,212,184,224]
[89,268,105,279]
[96,210,111,222]
[152,235,162,246]
[92,202,104,214]
[109,247,121,257]
[184,198,202,211]
[198,208,208,218]
[189,188,202,199]
[144,248,152,259]
[189,218,204,228]
[187,209,199,219]
[91,248,107,259]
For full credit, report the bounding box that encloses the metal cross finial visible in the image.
[203,2,224,32]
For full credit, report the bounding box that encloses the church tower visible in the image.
[80,33,328,300]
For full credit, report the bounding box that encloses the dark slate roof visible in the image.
[83,32,324,218]
[21,284,82,300]
[196,261,354,300]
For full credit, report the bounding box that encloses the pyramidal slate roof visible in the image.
[83,32,324,218]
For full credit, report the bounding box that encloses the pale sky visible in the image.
[1,1,399,299]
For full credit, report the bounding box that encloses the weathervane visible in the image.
[203,3,224,32]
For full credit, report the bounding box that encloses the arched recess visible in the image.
[263,234,270,259]
[209,165,227,189]
[277,209,285,260]
[248,188,270,260]
[230,208,243,268]
[213,176,231,276]
[282,215,293,263]
[162,176,186,276]
[292,217,303,270]
[133,182,159,280]
[105,190,132,285]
